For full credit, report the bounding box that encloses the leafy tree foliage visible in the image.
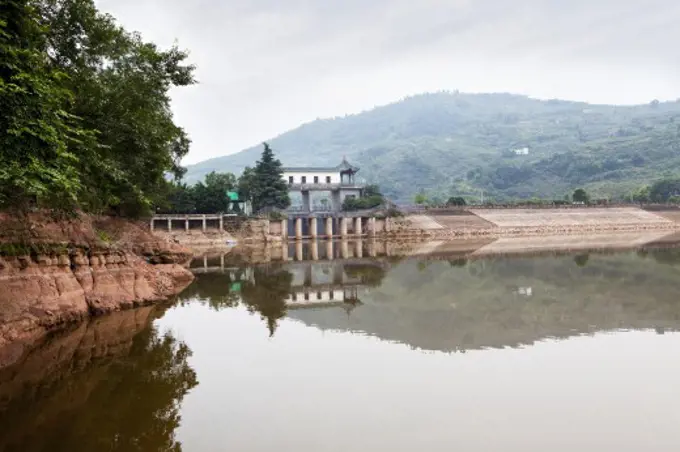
[649,178,680,203]
[250,143,290,213]
[572,188,589,203]
[158,171,238,214]
[0,0,88,210]
[342,184,384,211]
[446,196,467,206]
[1,0,194,216]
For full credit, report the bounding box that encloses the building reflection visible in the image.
[186,240,680,353]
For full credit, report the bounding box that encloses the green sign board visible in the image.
[227,191,239,201]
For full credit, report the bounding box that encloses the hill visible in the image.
[185,92,680,202]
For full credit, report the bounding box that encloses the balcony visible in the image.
[287,182,364,191]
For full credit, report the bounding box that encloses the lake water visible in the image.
[3,244,680,451]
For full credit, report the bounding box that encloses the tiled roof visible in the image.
[283,158,359,173]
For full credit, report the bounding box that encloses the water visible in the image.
[3,244,680,451]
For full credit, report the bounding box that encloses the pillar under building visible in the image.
[310,217,318,239]
[354,217,362,236]
[295,218,303,240]
[325,217,333,238]
[340,218,348,237]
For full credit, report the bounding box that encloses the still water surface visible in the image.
[3,246,680,451]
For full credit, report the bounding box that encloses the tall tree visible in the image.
[251,143,290,213]
[0,0,195,216]
[0,0,90,210]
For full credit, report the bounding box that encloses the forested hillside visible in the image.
[186,92,680,202]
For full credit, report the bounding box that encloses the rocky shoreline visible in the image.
[0,213,195,367]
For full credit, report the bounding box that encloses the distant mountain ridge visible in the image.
[184,92,680,202]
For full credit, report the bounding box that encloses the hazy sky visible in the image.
[97,0,680,164]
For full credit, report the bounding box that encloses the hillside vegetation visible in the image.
[185,92,680,202]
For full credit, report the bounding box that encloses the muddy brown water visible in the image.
[3,243,680,451]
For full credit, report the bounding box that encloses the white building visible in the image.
[282,158,364,212]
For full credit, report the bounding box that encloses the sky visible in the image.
[96,0,680,164]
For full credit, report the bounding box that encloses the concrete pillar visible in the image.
[150,218,155,232]
[325,217,334,238]
[333,262,344,285]
[202,215,207,232]
[295,218,303,240]
[282,243,289,261]
[220,254,225,270]
[219,215,224,232]
[281,219,288,240]
[310,217,318,239]
[304,264,313,286]
[311,240,319,261]
[185,218,189,232]
[340,217,348,237]
[326,241,334,260]
[385,217,391,233]
[368,217,376,237]
[341,240,349,259]
[295,241,304,261]
[203,255,208,270]
[355,217,362,236]
[167,219,172,232]
[355,241,363,258]
[368,240,377,257]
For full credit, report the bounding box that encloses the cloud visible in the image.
[96,0,680,163]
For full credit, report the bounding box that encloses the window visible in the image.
[288,176,294,184]
[314,176,319,184]
[301,176,307,184]
[326,176,332,183]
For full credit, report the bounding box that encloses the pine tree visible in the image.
[251,143,290,213]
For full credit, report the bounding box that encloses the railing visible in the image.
[287,183,364,191]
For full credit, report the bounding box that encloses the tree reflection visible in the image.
[574,254,590,267]
[343,263,388,288]
[0,311,198,452]
[650,248,680,265]
[178,271,244,310]
[240,266,293,337]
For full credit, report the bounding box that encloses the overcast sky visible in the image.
[97,0,680,164]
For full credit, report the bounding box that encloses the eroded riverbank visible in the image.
[0,213,194,366]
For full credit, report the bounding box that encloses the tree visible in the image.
[0,0,195,216]
[0,0,89,210]
[650,178,680,203]
[572,188,589,203]
[193,171,236,213]
[250,143,290,213]
[446,196,466,206]
[414,192,427,206]
[237,166,257,201]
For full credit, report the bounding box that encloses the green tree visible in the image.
[572,188,589,203]
[38,0,193,216]
[237,166,256,201]
[250,143,290,213]
[193,171,236,213]
[650,178,680,203]
[414,191,427,206]
[0,0,90,210]
[446,196,466,206]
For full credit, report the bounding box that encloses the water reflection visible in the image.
[187,244,680,352]
[5,242,680,451]
[181,259,389,337]
[0,307,197,452]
